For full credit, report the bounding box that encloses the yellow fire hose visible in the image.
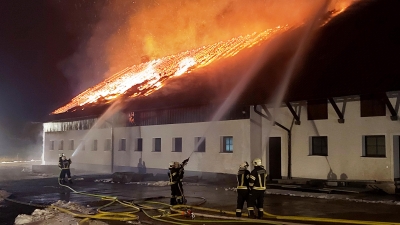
[5,179,400,225]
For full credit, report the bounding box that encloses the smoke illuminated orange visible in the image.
[52,25,289,114]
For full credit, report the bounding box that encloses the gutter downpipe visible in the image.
[111,122,114,174]
[253,105,294,179]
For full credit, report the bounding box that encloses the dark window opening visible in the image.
[137,138,143,151]
[222,136,233,153]
[311,136,328,156]
[173,138,182,152]
[154,138,161,152]
[120,139,126,151]
[365,135,386,157]
[360,94,386,117]
[195,137,206,152]
[307,99,328,120]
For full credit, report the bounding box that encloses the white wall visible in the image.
[262,97,400,181]
[44,119,251,175]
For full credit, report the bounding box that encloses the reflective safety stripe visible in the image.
[250,175,256,180]
[172,172,176,176]
[249,183,254,186]
[247,207,254,210]
[259,208,263,212]
[257,174,265,189]
[236,209,242,212]
[253,187,266,190]
[236,186,248,190]
[176,196,182,199]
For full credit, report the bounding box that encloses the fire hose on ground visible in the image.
[5,180,400,225]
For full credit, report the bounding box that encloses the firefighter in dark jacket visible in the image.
[168,158,189,205]
[247,158,267,219]
[58,155,73,184]
[236,161,250,217]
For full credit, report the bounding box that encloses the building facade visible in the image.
[43,93,400,182]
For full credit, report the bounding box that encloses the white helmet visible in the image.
[169,161,175,168]
[239,161,249,169]
[253,158,262,166]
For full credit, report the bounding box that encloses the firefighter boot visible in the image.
[257,209,263,219]
[236,209,242,217]
[170,197,177,205]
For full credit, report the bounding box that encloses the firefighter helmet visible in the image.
[252,158,262,166]
[239,161,249,169]
[169,161,175,168]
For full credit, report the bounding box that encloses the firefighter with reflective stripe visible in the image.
[247,158,267,219]
[236,161,250,217]
[168,158,189,205]
[58,155,72,184]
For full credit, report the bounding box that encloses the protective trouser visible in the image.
[247,189,265,219]
[59,169,72,184]
[170,182,184,205]
[236,189,249,217]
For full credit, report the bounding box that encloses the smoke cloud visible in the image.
[58,0,354,96]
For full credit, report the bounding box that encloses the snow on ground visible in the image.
[14,200,108,225]
[0,190,11,202]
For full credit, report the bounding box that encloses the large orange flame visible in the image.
[52,25,289,114]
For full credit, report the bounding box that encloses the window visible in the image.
[195,137,206,152]
[364,135,386,157]
[93,140,98,151]
[307,99,328,120]
[120,139,126,151]
[137,138,143,151]
[81,140,85,151]
[105,139,111,151]
[50,141,55,150]
[153,138,161,152]
[222,136,233,153]
[311,136,328,156]
[173,138,182,152]
[59,140,64,150]
[69,140,74,150]
[360,94,386,117]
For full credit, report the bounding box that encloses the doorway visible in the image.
[268,137,282,180]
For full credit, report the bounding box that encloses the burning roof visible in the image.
[49,0,400,121]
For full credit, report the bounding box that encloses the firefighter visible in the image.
[168,158,189,205]
[58,155,73,184]
[247,158,267,219]
[236,161,250,217]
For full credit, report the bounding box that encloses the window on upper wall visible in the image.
[120,139,126,151]
[92,140,98,151]
[59,140,64,150]
[310,136,328,156]
[221,136,233,153]
[153,138,161,152]
[105,139,111,151]
[360,94,386,117]
[136,138,143,151]
[307,99,328,120]
[364,135,386,157]
[194,137,206,152]
[69,140,74,150]
[50,141,55,150]
[172,138,182,152]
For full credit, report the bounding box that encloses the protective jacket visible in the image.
[237,168,250,190]
[168,167,180,185]
[59,158,72,169]
[249,166,267,190]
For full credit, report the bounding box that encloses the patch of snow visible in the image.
[0,190,11,202]
[14,201,107,225]
[94,178,112,183]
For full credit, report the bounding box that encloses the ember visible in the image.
[52,26,288,114]
[52,2,352,115]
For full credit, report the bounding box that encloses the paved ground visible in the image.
[1,163,400,225]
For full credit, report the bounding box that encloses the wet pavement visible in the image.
[1,167,400,225]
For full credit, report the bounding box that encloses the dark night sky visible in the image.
[0,0,106,156]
